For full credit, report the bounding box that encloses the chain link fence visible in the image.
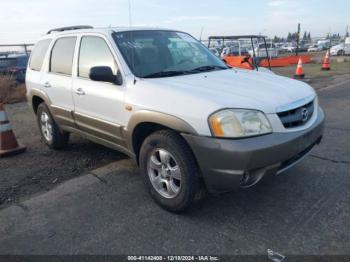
[0,44,33,103]
[0,44,34,57]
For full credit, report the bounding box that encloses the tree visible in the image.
[302,31,307,40]
[307,32,311,40]
[292,32,299,41]
[273,36,285,43]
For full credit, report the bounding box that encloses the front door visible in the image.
[72,35,126,146]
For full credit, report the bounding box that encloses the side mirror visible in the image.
[89,66,122,84]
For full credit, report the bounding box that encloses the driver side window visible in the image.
[78,36,118,79]
[168,40,193,64]
[168,39,208,65]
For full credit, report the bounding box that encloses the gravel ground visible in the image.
[272,61,350,80]
[0,103,124,208]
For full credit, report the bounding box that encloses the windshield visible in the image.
[113,30,228,78]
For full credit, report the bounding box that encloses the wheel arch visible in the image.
[126,110,198,162]
[27,89,52,114]
[32,96,44,114]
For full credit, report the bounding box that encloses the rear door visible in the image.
[25,39,52,93]
[41,36,77,129]
[72,34,126,146]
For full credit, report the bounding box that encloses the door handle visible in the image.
[43,82,51,88]
[75,88,86,96]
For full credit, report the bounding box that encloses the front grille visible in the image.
[277,101,314,128]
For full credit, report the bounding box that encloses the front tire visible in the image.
[36,103,69,149]
[139,130,202,212]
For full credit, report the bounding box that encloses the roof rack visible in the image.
[47,25,93,34]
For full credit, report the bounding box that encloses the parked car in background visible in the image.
[308,45,323,52]
[248,42,278,58]
[281,44,296,53]
[317,40,331,50]
[27,26,325,212]
[220,45,249,59]
[298,43,309,52]
[330,43,350,56]
[0,54,29,83]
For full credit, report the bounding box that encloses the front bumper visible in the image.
[182,108,325,193]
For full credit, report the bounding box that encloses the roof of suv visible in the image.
[44,26,173,36]
[38,26,178,41]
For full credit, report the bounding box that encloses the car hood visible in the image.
[134,69,315,114]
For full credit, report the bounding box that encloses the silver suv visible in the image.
[26,26,324,212]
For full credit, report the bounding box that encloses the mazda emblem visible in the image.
[301,108,309,122]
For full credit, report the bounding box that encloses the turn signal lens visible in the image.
[209,117,224,137]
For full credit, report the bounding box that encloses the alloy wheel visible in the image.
[40,111,53,142]
[147,148,181,198]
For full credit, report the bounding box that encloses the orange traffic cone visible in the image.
[321,50,331,71]
[294,58,305,79]
[0,103,26,157]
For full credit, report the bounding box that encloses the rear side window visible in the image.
[78,36,118,78]
[29,39,51,71]
[50,37,76,75]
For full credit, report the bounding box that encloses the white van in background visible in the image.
[330,37,350,56]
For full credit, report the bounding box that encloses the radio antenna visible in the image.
[199,27,204,41]
[128,0,132,27]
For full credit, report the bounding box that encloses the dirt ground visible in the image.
[273,60,350,80]
[0,102,124,208]
[0,75,26,104]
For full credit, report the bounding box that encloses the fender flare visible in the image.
[27,89,53,112]
[125,110,198,152]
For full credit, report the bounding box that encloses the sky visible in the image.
[0,0,349,44]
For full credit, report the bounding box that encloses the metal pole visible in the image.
[251,37,258,71]
[296,23,300,56]
[263,37,271,70]
[23,44,29,56]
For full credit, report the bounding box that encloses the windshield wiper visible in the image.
[188,65,229,73]
[142,70,188,78]
[142,66,228,78]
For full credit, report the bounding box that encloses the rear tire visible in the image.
[338,50,345,56]
[139,130,203,212]
[36,103,69,149]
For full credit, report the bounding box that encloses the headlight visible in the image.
[209,109,272,138]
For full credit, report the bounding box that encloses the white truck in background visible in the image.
[346,37,350,44]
